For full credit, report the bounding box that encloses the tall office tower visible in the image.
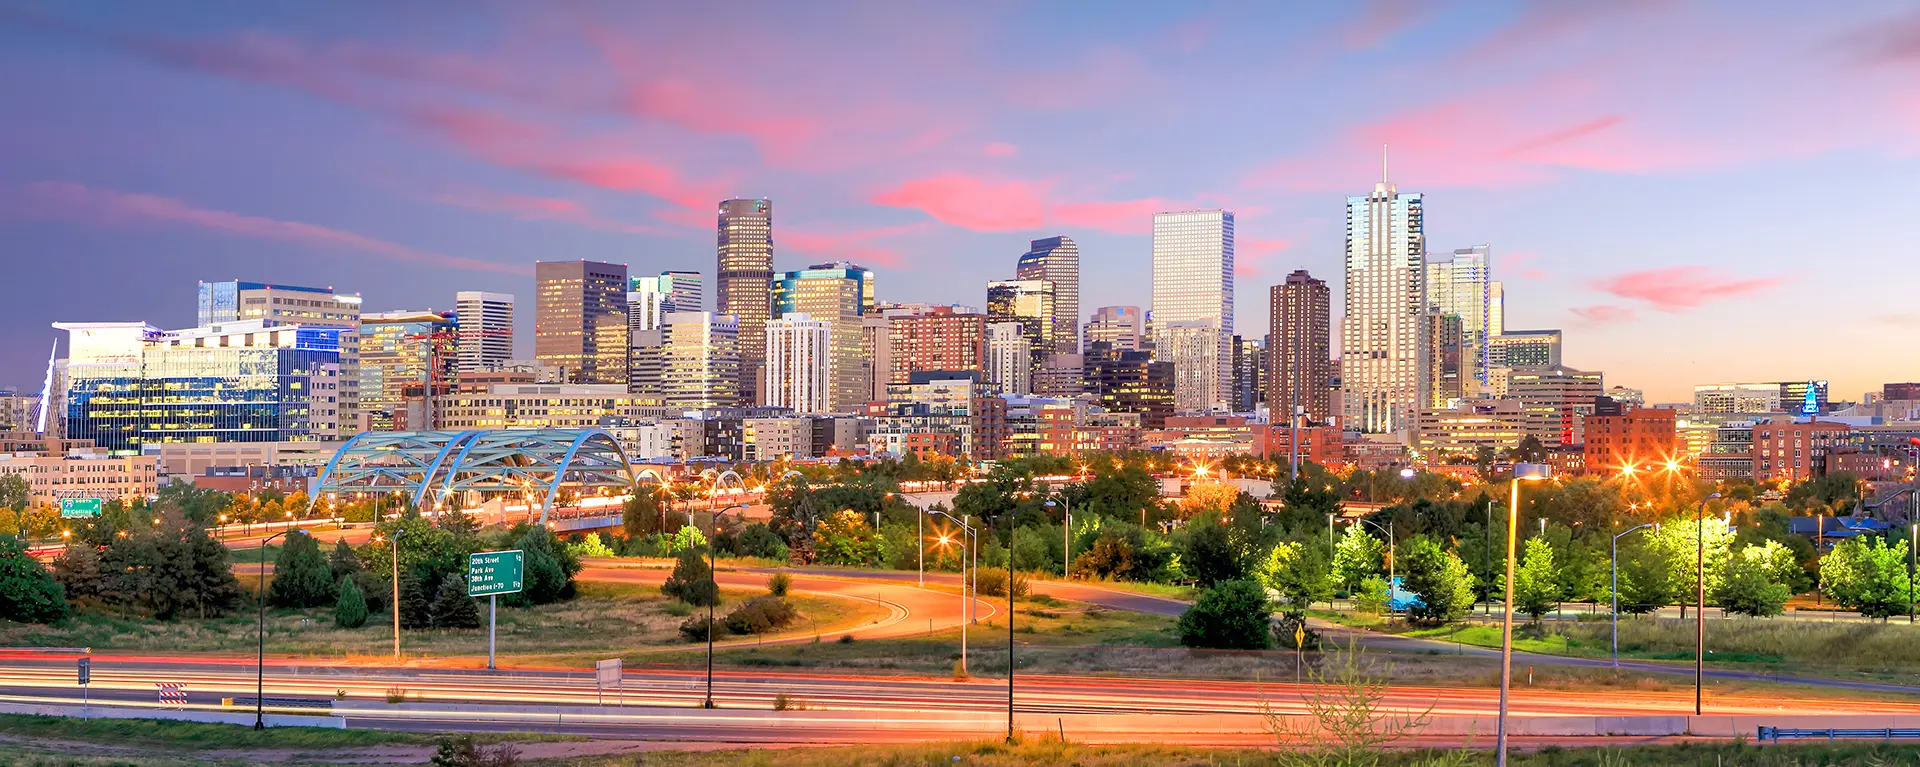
[628,271,704,333]
[1084,306,1144,351]
[359,310,456,431]
[627,328,664,400]
[1487,281,1506,338]
[1423,312,1464,407]
[1268,270,1333,425]
[1508,365,1604,446]
[660,311,741,409]
[1341,164,1425,434]
[1084,342,1175,429]
[1016,236,1080,354]
[1150,210,1235,413]
[196,280,362,428]
[1487,329,1562,369]
[765,313,833,414]
[453,291,514,372]
[985,279,1055,369]
[986,322,1034,396]
[1231,336,1265,413]
[717,198,774,404]
[535,260,629,385]
[1425,245,1492,387]
[773,262,875,413]
[888,307,987,384]
[860,316,893,403]
[659,271,704,312]
[57,320,343,454]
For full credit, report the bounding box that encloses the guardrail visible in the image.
[1758,726,1920,743]
[221,697,336,715]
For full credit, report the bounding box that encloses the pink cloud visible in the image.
[871,176,1048,232]
[983,142,1019,158]
[1570,305,1638,324]
[1593,266,1782,312]
[433,188,656,234]
[1050,198,1172,235]
[1235,237,1294,278]
[783,223,930,269]
[1343,0,1431,49]
[14,181,523,275]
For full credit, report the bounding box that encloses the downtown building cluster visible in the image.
[15,176,1920,504]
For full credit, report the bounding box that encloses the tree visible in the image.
[723,595,798,635]
[1176,579,1272,650]
[100,508,244,620]
[1716,550,1790,617]
[328,539,363,584]
[734,523,789,561]
[333,576,369,629]
[430,576,481,629]
[1331,524,1383,593]
[661,548,718,606]
[1615,542,1675,614]
[1073,532,1137,580]
[623,487,665,539]
[1737,539,1806,594]
[513,526,575,605]
[0,474,29,533]
[0,534,69,624]
[1513,538,1562,620]
[1399,536,1474,624]
[1509,435,1547,463]
[1179,482,1242,520]
[268,532,337,608]
[398,571,433,630]
[811,509,883,567]
[1352,576,1391,615]
[1181,516,1247,587]
[50,542,105,601]
[1646,517,1735,616]
[1821,536,1912,620]
[1256,540,1332,618]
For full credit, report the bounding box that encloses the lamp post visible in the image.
[1496,462,1553,767]
[929,510,976,675]
[1005,512,1015,744]
[706,503,746,709]
[384,529,404,662]
[254,529,298,730]
[1611,523,1653,667]
[1909,523,1916,626]
[1045,497,1071,580]
[1484,499,1495,616]
[1694,492,1721,716]
[1354,517,1395,615]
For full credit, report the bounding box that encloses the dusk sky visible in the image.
[2,1,1916,402]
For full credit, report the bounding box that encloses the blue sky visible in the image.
[1,1,1915,401]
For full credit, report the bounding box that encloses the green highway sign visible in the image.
[59,498,102,519]
[468,550,524,597]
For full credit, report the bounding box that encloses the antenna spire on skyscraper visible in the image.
[1382,143,1390,185]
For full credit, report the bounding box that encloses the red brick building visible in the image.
[888,308,986,384]
[1583,407,1678,475]
[1751,418,1851,482]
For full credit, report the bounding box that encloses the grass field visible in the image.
[0,581,889,665]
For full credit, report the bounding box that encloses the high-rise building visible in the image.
[1085,306,1144,351]
[1885,383,1920,401]
[888,307,987,384]
[1779,380,1830,416]
[1231,336,1264,413]
[1084,342,1175,429]
[659,271,704,312]
[359,311,456,431]
[985,279,1055,370]
[55,320,343,454]
[764,313,832,415]
[453,291,514,373]
[1423,313,1465,407]
[660,311,740,409]
[1487,330,1561,369]
[1508,365,1605,446]
[717,199,774,404]
[196,280,361,428]
[1268,270,1333,426]
[1341,165,1425,435]
[1488,281,1506,338]
[1692,383,1783,414]
[860,316,892,403]
[535,260,628,385]
[1151,210,1234,413]
[1425,245,1492,387]
[1016,236,1080,355]
[627,271,704,333]
[773,262,875,412]
[986,322,1033,396]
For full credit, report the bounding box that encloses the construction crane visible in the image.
[398,326,512,430]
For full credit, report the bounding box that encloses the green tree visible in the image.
[328,539,363,584]
[50,542,105,601]
[661,548,718,606]
[0,534,69,623]
[811,509,883,566]
[267,532,337,608]
[333,576,369,629]
[1513,538,1562,620]
[1352,575,1390,615]
[1256,540,1332,618]
[430,576,481,629]
[1176,579,1272,650]
[0,474,29,532]
[623,487,665,539]
[1716,549,1790,617]
[1331,524,1383,593]
[1615,542,1675,614]
[397,571,432,630]
[1182,516,1247,587]
[100,507,243,620]
[1399,536,1474,624]
[733,523,788,560]
[1821,536,1912,620]
[512,526,576,605]
[1646,516,1735,616]
[1737,539,1806,594]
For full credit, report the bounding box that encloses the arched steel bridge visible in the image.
[313,429,637,525]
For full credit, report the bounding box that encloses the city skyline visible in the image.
[2,3,1917,401]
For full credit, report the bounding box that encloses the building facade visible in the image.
[1487,330,1562,369]
[196,280,361,427]
[452,291,514,373]
[434,383,674,430]
[985,279,1055,371]
[1341,172,1425,435]
[1507,365,1605,446]
[764,313,833,415]
[773,263,876,412]
[1583,407,1678,475]
[1085,343,1175,429]
[1415,400,1529,458]
[1084,305,1144,351]
[358,311,456,431]
[717,199,774,404]
[661,312,742,409]
[1015,236,1081,355]
[534,260,628,385]
[1424,245,1492,387]
[0,448,158,505]
[1752,418,1851,481]
[888,308,987,384]
[986,322,1033,396]
[1151,210,1234,414]
[1268,270,1333,426]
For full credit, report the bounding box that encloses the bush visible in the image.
[564,533,617,560]
[976,566,1029,598]
[1072,533,1136,580]
[333,577,369,629]
[268,532,337,608]
[767,572,792,597]
[678,614,720,642]
[50,542,104,600]
[1353,576,1390,615]
[430,734,519,767]
[735,523,789,560]
[724,595,798,635]
[1177,579,1272,650]
[430,576,481,629]
[0,535,69,624]
[513,527,574,606]
[661,548,718,607]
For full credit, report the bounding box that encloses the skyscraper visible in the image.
[985,279,1055,370]
[535,260,628,385]
[765,313,832,414]
[1084,306,1144,351]
[1341,164,1425,434]
[1016,236,1080,354]
[986,321,1033,396]
[1268,270,1333,425]
[360,310,456,431]
[1151,210,1234,413]
[453,291,514,372]
[197,280,362,428]
[628,271,704,333]
[773,262,875,412]
[888,307,987,384]
[660,311,741,409]
[717,199,774,404]
[1425,245,1491,388]
[1488,281,1506,338]
[1231,336,1264,413]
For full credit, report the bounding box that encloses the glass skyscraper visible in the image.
[359,310,456,431]
[985,279,1055,371]
[773,262,875,412]
[1342,171,1425,434]
[1424,245,1492,388]
[1015,236,1080,355]
[717,199,774,405]
[535,260,629,385]
[1151,210,1234,413]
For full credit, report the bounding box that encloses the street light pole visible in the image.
[1611,523,1653,667]
[1046,498,1071,580]
[930,510,976,675]
[1909,522,1915,626]
[1497,463,1552,767]
[1356,518,1394,615]
[255,529,295,730]
[1006,515,1015,744]
[707,504,746,709]
[1484,499,1495,616]
[389,528,404,662]
[1695,492,1721,716]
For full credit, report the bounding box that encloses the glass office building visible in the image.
[1150,210,1235,413]
[1342,171,1425,434]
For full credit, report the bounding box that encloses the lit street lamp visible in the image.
[706,504,746,709]
[1496,462,1554,767]
[1353,517,1395,615]
[930,510,977,676]
[1695,492,1723,716]
[1611,523,1654,666]
[1044,497,1071,580]
[929,509,977,626]
[254,529,302,729]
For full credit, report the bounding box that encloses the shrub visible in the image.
[333,577,369,629]
[661,548,718,607]
[564,533,617,560]
[429,735,520,767]
[976,566,1029,598]
[772,692,803,711]
[1177,579,1272,650]
[767,572,792,597]
[1072,533,1136,580]
[724,595,798,635]
[430,576,481,629]
[678,614,719,642]
[0,535,68,624]
[735,523,789,560]
[663,600,694,617]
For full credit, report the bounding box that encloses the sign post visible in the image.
[595,658,623,706]
[59,498,101,519]
[1293,622,1306,684]
[77,657,90,719]
[467,550,524,670]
